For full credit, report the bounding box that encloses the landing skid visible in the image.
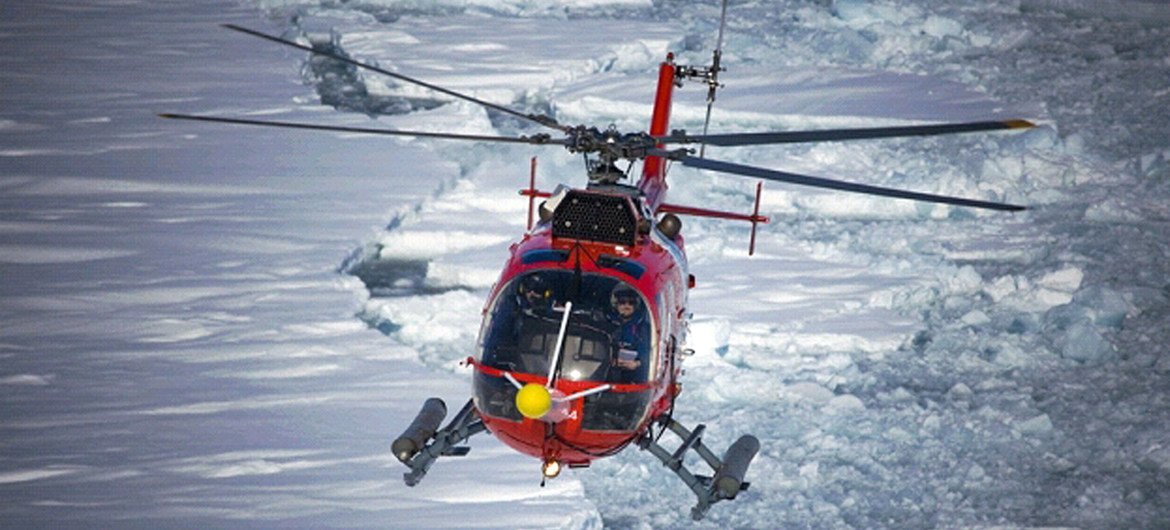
[392,398,486,486]
[392,399,758,521]
[638,419,760,520]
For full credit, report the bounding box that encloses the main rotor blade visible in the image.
[659,119,1035,147]
[159,113,566,145]
[650,148,1025,212]
[221,24,568,133]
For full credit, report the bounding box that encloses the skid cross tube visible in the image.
[399,398,486,487]
[638,419,759,520]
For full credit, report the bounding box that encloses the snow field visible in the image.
[2,0,1169,527]
[310,1,1170,527]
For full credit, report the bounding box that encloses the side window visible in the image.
[477,281,520,369]
[605,283,652,383]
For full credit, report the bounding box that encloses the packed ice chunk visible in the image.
[1085,196,1146,222]
[1072,285,1131,329]
[1016,413,1055,436]
[785,382,835,404]
[922,15,963,38]
[686,317,731,363]
[826,394,866,413]
[1054,318,1116,364]
[960,309,991,326]
[1139,149,1169,178]
[1038,267,1084,293]
[1140,444,1170,473]
[1041,281,1130,364]
[985,274,1024,302]
[947,382,974,402]
[830,0,916,27]
[830,0,873,22]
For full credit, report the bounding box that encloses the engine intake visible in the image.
[551,190,638,247]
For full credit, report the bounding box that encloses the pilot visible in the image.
[608,286,649,375]
[516,273,553,315]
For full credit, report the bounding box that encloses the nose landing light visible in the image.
[542,459,561,479]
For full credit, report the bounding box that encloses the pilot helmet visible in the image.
[518,273,551,303]
[610,286,640,311]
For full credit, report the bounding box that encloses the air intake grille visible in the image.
[552,191,637,246]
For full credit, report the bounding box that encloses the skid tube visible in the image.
[638,418,760,520]
[392,398,486,486]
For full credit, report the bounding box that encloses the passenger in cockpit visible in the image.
[607,286,649,379]
[516,273,553,316]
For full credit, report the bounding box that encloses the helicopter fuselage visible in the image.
[470,191,689,466]
[460,55,687,467]
[464,58,692,468]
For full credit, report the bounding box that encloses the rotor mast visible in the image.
[699,0,729,158]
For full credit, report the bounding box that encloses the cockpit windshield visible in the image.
[478,270,653,384]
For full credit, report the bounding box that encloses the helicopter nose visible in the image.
[515,383,552,420]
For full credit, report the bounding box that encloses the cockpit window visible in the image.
[478,270,653,384]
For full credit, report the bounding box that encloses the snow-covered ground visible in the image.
[2,0,1169,528]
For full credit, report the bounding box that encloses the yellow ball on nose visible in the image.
[515,383,552,420]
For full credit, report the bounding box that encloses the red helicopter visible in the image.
[162,6,1033,519]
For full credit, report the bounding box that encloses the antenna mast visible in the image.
[677,0,730,158]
